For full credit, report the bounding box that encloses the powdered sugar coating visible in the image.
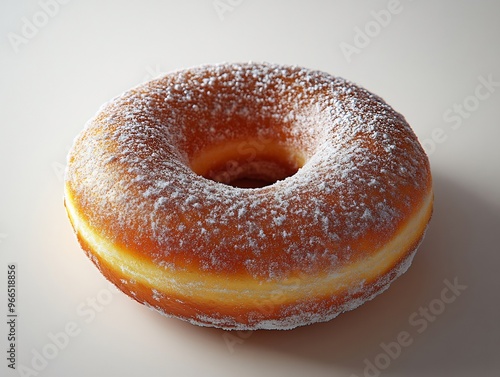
[66,62,432,329]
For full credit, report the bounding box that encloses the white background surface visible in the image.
[1,1,499,376]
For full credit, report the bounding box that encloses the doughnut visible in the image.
[64,62,433,330]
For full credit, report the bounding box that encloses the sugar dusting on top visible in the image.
[66,62,431,330]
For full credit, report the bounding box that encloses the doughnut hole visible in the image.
[190,139,307,188]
